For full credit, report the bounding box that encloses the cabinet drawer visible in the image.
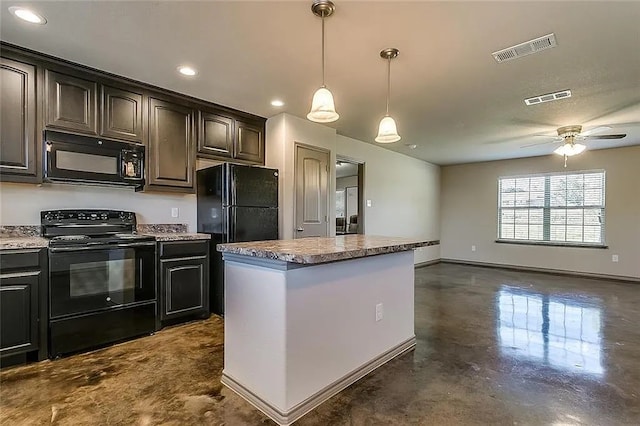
[0,250,41,271]
[159,241,209,258]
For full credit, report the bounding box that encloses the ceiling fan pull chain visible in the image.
[564,154,568,168]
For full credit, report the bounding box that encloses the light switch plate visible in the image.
[171,208,179,218]
[366,200,372,207]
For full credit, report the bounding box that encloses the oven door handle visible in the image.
[49,241,156,252]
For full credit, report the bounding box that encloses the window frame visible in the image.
[496,169,607,248]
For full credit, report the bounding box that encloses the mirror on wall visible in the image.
[335,158,363,235]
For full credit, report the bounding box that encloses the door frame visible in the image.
[293,142,331,238]
[336,154,365,235]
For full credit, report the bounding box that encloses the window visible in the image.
[497,170,605,246]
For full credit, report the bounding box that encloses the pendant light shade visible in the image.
[376,48,400,143]
[308,86,339,123]
[375,116,401,143]
[307,1,339,123]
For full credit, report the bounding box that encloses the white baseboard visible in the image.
[439,258,640,283]
[221,336,416,426]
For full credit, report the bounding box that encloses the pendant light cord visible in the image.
[321,15,325,87]
[386,57,391,115]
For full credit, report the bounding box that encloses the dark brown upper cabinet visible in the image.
[148,97,195,192]
[0,56,39,182]
[100,85,143,143]
[45,70,97,135]
[198,110,234,159]
[235,120,265,164]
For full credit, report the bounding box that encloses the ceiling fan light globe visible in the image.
[554,143,586,157]
[375,116,401,143]
[307,87,339,123]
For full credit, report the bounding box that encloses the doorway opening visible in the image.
[335,157,364,235]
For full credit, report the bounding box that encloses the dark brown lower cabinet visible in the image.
[158,241,209,324]
[0,249,47,367]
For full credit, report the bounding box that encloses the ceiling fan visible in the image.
[523,125,627,166]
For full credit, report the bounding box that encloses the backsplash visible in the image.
[0,182,196,231]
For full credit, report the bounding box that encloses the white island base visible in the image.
[221,249,416,425]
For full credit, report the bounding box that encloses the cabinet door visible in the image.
[0,57,38,181]
[235,120,264,164]
[197,110,233,159]
[0,272,39,357]
[148,97,194,190]
[46,70,97,134]
[100,85,143,143]
[160,256,208,321]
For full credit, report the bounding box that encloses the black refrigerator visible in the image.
[197,163,279,315]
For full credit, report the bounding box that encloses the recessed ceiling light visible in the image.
[177,66,197,76]
[9,6,47,24]
[271,100,285,107]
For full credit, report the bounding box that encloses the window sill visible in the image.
[495,239,608,249]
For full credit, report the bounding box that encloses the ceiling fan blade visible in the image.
[521,140,561,148]
[580,126,611,136]
[583,134,627,140]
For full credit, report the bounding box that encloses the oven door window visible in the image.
[49,246,155,318]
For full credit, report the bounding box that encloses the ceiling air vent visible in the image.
[524,89,572,106]
[492,33,557,63]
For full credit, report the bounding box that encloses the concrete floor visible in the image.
[1,263,639,425]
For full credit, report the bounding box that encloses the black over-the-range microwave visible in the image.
[44,131,145,191]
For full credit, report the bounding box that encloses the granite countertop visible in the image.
[0,226,49,250]
[0,236,50,250]
[217,235,439,264]
[140,232,211,242]
[136,224,210,242]
[0,224,210,249]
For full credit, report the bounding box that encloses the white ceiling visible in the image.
[1,1,639,165]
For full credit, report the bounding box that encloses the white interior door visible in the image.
[295,144,329,238]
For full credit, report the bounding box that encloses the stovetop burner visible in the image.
[51,235,91,241]
[42,209,156,248]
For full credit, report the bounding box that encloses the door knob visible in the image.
[296,226,304,232]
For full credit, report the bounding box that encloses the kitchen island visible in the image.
[217,235,433,425]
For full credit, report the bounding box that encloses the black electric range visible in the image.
[42,209,157,357]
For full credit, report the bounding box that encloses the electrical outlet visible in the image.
[375,303,383,322]
[171,208,179,218]
[366,199,372,207]
[471,245,476,252]
[612,254,619,263]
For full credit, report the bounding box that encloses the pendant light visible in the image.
[553,135,586,167]
[307,0,339,123]
[375,48,401,143]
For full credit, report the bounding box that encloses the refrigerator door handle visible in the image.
[223,206,232,243]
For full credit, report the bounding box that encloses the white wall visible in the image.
[336,175,358,190]
[266,113,441,265]
[0,182,196,230]
[440,145,640,279]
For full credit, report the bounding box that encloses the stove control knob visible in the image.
[44,213,53,221]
